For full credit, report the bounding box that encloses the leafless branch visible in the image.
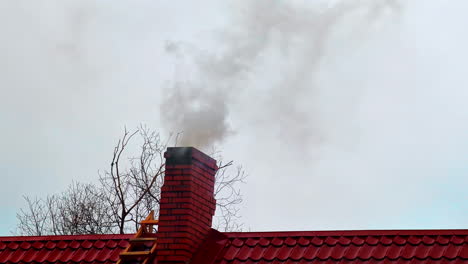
[16,125,246,235]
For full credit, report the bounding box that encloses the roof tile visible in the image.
[34,247,50,263]
[343,244,360,259]
[380,236,393,245]
[365,236,379,245]
[57,240,68,249]
[393,236,407,245]
[57,248,75,262]
[302,245,320,260]
[276,245,294,260]
[445,244,463,259]
[330,244,346,259]
[223,244,240,261]
[245,238,257,247]
[351,236,365,246]
[22,247,38,262]
[0,234,131,264]
[109,245,123,262]
[337,236,351,246]
[231,238,243,247]
[9,248,26,263]
[45,248,63,262]
[289,245,306,261]
[413,244,431,259]
[356,243,374,260]
[249,244,264,260]
[371,243,389,259]
[71,248,88,262]
[259,237,270,247]
[407,236,421,245]
[451,236,465,245]
[459,245,468,259]
[19,242,30,250]
[422,235,435,245]
[316,244,333,259]
[0,249,13,262]
[236,245,252,261]
[262,244,281,261]
[218,230,468,264]
[44,241,56,249]
[80,240,93,249]
[437,235,451,245]
[386,243,404,259]
[297,237,310,247]
[323,237,338,246]
[284,237,296,246]
[428,243,446,259]
[311,237,323,246]
[400,244,418,259]
[3,229,468,264]
[8,242,19,250]
[31,242,43,249]
[83,246,101,262]
[93,240,106,249]
[271,237,284,246]
[69,240,81,249]
[119,240,129,248]
[96,247,115,262]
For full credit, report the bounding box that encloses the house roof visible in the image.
[0,234,131,264]
[193,229,468,264]
[2,229,468,264]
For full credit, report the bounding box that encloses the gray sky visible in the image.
[2,0,468,235]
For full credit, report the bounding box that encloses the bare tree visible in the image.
[99,126,166,234]
[16,126,246,235]
[212,156,246,232]
[16,196,48,236]
[16,182,114,236]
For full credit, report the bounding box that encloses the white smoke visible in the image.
[160,0,400,150]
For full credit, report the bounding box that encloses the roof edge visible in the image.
[0,233,133,241]
[224,229,468,237]
[4,229,468,241]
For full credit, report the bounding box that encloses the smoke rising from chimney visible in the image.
[160,0,400,150]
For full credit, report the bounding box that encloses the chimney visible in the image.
[155,147,217,264]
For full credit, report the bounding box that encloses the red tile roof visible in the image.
[0,234,131,264]
[3,229,468,264]
[212,230,468,264]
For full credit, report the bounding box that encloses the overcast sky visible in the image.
[1,0,468,235]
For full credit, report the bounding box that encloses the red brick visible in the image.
[158,255,190,262]
[165,164,193,170]
[161,191,192,198]
[155,249,176,255]
[156,238,195,245]
[157,147,217,263]
[161,185,192,192]
[163,169,184,175]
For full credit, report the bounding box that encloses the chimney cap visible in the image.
[164,147,217,169]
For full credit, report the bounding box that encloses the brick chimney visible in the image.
[155,147,217,264]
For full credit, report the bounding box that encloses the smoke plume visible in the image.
[160,0,400,150]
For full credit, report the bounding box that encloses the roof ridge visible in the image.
[224,229,468,237]
[0,234,134,241]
